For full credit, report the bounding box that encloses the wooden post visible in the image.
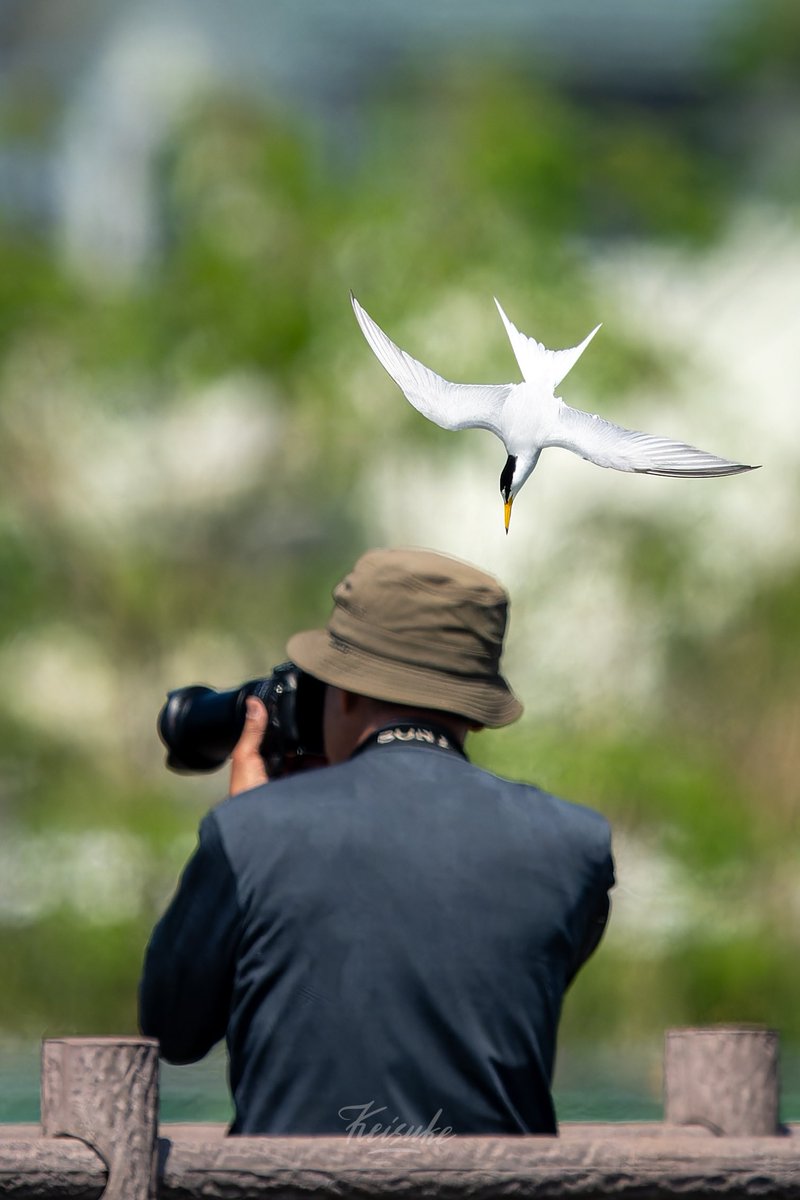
[664,1026,780,1136]
[41,1036,159,1200]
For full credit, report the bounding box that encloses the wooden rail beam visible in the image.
[0,1029,797,1198]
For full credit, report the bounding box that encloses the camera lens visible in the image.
[158,684,251,773]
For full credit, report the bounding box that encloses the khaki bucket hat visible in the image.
[287,547,523,728]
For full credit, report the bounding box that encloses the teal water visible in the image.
[0,1042,230,1125]
[1,1041,797,1125]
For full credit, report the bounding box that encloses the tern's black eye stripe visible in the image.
[500,455,517,500]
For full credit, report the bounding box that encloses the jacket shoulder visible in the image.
[481,765,613,865]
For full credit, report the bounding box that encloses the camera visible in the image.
[158,662,327,778]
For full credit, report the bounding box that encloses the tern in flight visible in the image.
[351,293,758,533]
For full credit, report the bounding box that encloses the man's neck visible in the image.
[353,706,470,755]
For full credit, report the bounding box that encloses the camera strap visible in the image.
[352,721,468,761]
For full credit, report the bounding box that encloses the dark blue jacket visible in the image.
[139,737,613,1134]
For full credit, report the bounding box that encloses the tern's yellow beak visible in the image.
[504,498,513,535]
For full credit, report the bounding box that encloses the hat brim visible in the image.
[287,629,523,729]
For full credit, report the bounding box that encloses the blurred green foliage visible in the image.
[0,22,799,1086]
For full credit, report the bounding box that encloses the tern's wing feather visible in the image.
[553,405,758,476]
[352,294,513,437]
[494,298,601,391]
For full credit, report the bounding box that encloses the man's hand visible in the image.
[229,696,269,796]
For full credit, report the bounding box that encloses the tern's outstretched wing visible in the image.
[494,299,601,391]
[552,405,759,476]
[351,294,513,437]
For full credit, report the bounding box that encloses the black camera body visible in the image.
[158,662,326,778]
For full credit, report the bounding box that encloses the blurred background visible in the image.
[1,0,799,1123]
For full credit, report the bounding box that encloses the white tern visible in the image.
[351,293,758,533]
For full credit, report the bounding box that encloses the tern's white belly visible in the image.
[500,385,559,456]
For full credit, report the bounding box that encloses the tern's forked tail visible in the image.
[494,298,601,392]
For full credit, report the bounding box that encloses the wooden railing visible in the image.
[1,1028,798,1199]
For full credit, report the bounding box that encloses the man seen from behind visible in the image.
[139,547,614,1135]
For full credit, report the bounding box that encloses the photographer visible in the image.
[139,547,614,1135]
